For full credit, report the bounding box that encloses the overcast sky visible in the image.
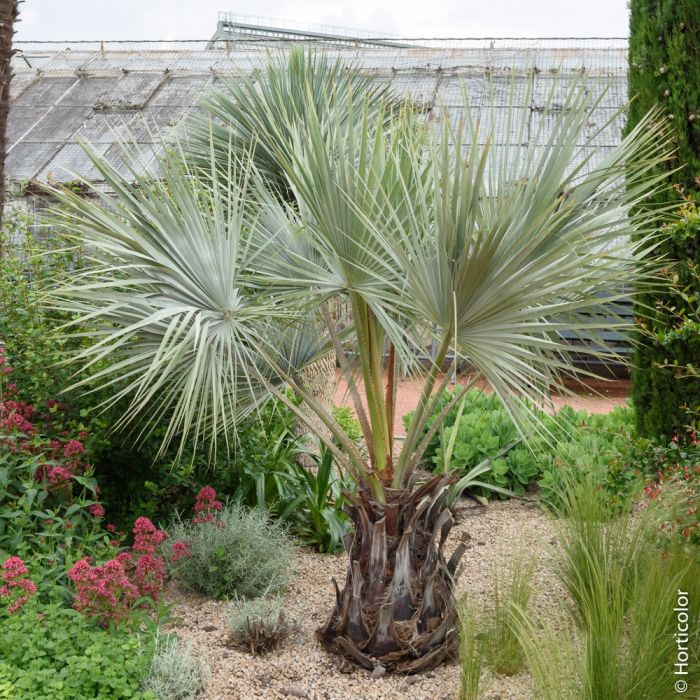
[16,1,629,42]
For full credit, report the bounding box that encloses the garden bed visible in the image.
[167,498,559,700]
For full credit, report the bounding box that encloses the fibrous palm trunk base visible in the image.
[318,475,470,674]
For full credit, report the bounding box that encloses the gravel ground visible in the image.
[167,499,561,700]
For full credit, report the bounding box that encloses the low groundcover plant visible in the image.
[227,596,295,654]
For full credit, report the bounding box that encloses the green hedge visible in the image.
[626,0,700,439]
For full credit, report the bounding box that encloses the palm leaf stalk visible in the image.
[47,52,673,673]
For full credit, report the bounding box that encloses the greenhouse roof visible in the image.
[7,39,628,185]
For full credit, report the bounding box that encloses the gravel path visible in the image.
[167,499,560,700]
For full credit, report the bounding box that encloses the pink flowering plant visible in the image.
[192,485,224,524]
[0,348,119,594]
[66,517,169,626]
[0,555,37,614]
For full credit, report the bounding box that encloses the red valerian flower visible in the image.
[68,557,139,624]
[63,439,85,457]
[46,465,74,490]
[0,556,37,614]
[192,486,223,524]
[132,516,168,555]
[89,503,106,519]
[169,540,192,562]
[132,554,166,601]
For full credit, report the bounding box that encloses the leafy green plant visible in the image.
[94,396,303,532]
[537,406,642,511]
[0,352,120,597]
[168,502,294,599]
[0,599,156,699]
[141,636,208,700]
[226,596,295,654]
[332,406,362,443]
[431,390,541,499]
[0,210,77,407]
[0,214,120,463]
[627,0,700,440]
[282,446,352,553]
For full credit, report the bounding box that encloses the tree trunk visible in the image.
[318,474,469,673]
[0,0,19,239]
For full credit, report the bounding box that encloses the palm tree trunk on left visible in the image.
[0,0,19,240]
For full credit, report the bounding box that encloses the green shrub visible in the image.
[141,636,208,700]
[0,211,76,407]
[407,390,643,505]
[331,405,362,443]
[226,596,295,654]
[95,397,303,532]
[0,214,119,460]
[627,0,700,440]
[0,601,156,699]
[431,390,542,498]
[169,502,294,599]
[537,406,642,511]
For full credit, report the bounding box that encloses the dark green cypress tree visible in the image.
[626,0,700,439]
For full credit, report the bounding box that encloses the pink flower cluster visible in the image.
[192,486,223,524]
[0,398,35,436]
[68,556,139,624]
[133,516,168,554]
[67,517,169,624]
[169,540,192,563]
[47,465,74,490]
[0,556,37,614]
[63,439,86,457]
[0,350,90,478]
[89,503,106,519]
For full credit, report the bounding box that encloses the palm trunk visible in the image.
[0,0,19,240]
[318,474,469,673]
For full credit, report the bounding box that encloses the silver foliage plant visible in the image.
[141,636,208,700]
